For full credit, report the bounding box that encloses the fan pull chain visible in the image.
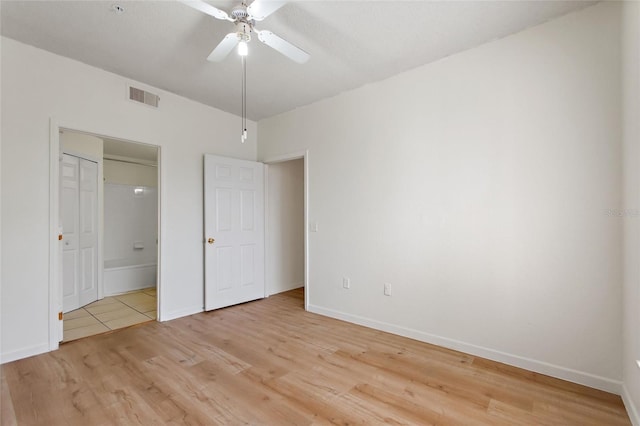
[241,56,247,143]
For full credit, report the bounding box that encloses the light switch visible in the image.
[384,283,392,296]
[343,278,350,289]
[310,222,319,232]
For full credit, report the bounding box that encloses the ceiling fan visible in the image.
[179,0,310,64]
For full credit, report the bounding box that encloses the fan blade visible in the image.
[179,0,233,21]
[247,0,286,21]
[207,33,239,62]
[256,30,310,64]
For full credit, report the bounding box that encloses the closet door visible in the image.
[78,159,99,307]
[62,154,98,312]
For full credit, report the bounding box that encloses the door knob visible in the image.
[207,238,215,244]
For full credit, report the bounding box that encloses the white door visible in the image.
[61,154,99,312]
[204,154,265,311]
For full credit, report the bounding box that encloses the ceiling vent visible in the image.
[128,85,159,108]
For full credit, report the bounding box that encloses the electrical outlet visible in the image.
[384,283,391,296]
[343,277,350,289]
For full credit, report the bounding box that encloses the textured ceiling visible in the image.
[1,0,594,121]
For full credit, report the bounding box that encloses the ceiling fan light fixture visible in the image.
[238,40,248,56]
[182,0,310,64]
[179,0,310,143]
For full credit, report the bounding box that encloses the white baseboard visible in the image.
[623,384,640,426]
[160,305,203,322]
[1,343,50,365]
[308,304,622,395]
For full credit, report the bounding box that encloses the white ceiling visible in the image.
[1,0,594,121]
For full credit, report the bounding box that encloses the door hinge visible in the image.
[58,312,63,321]
[58,234,63,241]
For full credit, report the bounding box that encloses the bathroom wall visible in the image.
[103,183,158,267]
[103,158,158,294]
[103,181,158,295]
[104,159,157,187]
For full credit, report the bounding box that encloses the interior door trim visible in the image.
[49,118,61,349]
[49,118,162,351]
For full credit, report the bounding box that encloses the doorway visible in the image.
[265,152,308,309]
[57,129,160,342]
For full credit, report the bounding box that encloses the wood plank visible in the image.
[2,289,631,425]
[1,366,18,426]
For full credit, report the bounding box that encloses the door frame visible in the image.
[48,118,162,350]
[263,150,310,311]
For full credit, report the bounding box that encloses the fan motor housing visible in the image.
[231,4,249,19]
[235,21,252,41]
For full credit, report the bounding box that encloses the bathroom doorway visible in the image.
[59,130,160,342]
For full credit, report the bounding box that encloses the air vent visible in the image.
[128,85,159,108]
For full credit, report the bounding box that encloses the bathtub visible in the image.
[104,259,157,296]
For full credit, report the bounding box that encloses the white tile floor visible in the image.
[63,287,156,342]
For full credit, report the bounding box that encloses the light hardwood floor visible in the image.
[1,289,631,425]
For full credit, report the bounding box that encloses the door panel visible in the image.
[62,251,77,298]
[240,244,255,286]
[62,155,79,312]
[216,246,233,291]
[216,189,232,231]
[240,190,255,230]
[204,154,264,311]
[61,154,98,312]
[78,160,98,307]
[81,247,95,290]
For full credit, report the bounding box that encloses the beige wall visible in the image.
[61,131,103,159]
[622,0,640,422]
[104,160,157,187]
[259,3,622,392]
[1,36,257,362]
